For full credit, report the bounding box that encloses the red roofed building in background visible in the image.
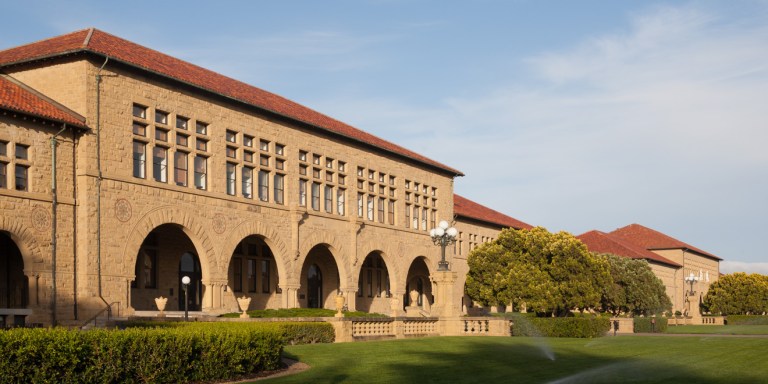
[578,224,721,318]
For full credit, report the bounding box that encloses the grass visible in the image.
[665,324,768,335]
[220,308,387,318]
[259,335,768,383]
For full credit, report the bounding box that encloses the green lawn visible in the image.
[665,324,768,335]
[260,336,768,383]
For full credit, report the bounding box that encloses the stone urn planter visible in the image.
[237,296,251,318]
[409,290,419,307]
[155,296,168,317]
[334,293,345,318]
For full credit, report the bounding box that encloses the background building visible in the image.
[579,224,721,317]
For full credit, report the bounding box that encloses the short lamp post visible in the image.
[684,272,699,296]
[181,275,190,321]
[430,220,458,271]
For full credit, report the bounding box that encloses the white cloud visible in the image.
[308,3,768,262]
[721,261,768,275]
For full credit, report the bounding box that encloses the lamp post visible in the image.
[430,220,458,271]
[181,275,190,321]
[684,272,699,296]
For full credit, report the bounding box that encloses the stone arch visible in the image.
[297,231,348,286]
[0,216,45,271]
[221,220,291,283]
[121,205,217,282]
[354,246,401,294]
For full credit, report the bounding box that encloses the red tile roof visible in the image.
[454,194,532,230]
[609,224,721,261]
[0,74,86,128]
[0,28,461,176]
[577,230,681,268]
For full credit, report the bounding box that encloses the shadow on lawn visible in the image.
[365,338,760,384]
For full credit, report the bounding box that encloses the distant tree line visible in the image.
[465,227,671,317]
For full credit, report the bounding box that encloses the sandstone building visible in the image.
[578,224,721,317]
[0,28,537,325]
[0,29,720,326]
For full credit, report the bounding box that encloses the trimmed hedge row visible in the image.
[726,315,768,325]
[510,315,610,338]
[633,317,668,333]
[0,322,334,383]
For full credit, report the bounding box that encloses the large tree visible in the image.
[465,227,611,316]
[703,273,768,315]
[599,254,672,316]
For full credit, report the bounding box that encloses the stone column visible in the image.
[430,271,458,318]
[280,283,300,308]
[25,273,39,308]
[343,288,357,312]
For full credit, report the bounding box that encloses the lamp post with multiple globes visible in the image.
[429,220,458,271]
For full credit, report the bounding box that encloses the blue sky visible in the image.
[4,0,767,273]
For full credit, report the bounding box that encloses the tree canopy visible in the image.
[703,272,768,315]
[598,254,672,316]
[465,227,610,316]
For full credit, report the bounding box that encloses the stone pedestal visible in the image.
[430,271,458,318]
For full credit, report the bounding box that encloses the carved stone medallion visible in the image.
[213,214,226,234]
[115,199,132,222]
[31,207,50,232]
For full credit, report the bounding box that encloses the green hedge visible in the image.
[120,320,335,345]
[0,322,292,383]
[279,322,335,345]
[510,315,609,338]
[633,317,668,333]
[726,315,768,325]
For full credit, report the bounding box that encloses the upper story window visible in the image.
[275,144,285,156]
[196,122,208,135]
[15,144,28,160]
[260,139,270,151]
[176,116,189,130]
[243,135,254,147]
[226,130,237,144]
[0,141,6,156]
[133,122,147,136]
[132,104,147,119]
[155,110,168,125]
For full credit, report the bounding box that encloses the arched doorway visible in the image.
[299,245,340,309]
[356,252,391,313]
[307,264,322,308]
[131,224,204,311]
[404,257,432,310]
[0,233,26,309]
[179,252,202,311]
[227,236,280,310]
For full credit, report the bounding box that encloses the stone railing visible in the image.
[462,318,491,334]
[700,316,725,325]
[402,319,439,336]
[351,319,394,337]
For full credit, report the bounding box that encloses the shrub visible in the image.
[633,317,668,333]
[0,323,285,383]
[509,314,609,338]
[726,315,768,325]
[279,322,336,345]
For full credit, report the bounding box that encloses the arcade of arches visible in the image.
[126,224,441,315]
